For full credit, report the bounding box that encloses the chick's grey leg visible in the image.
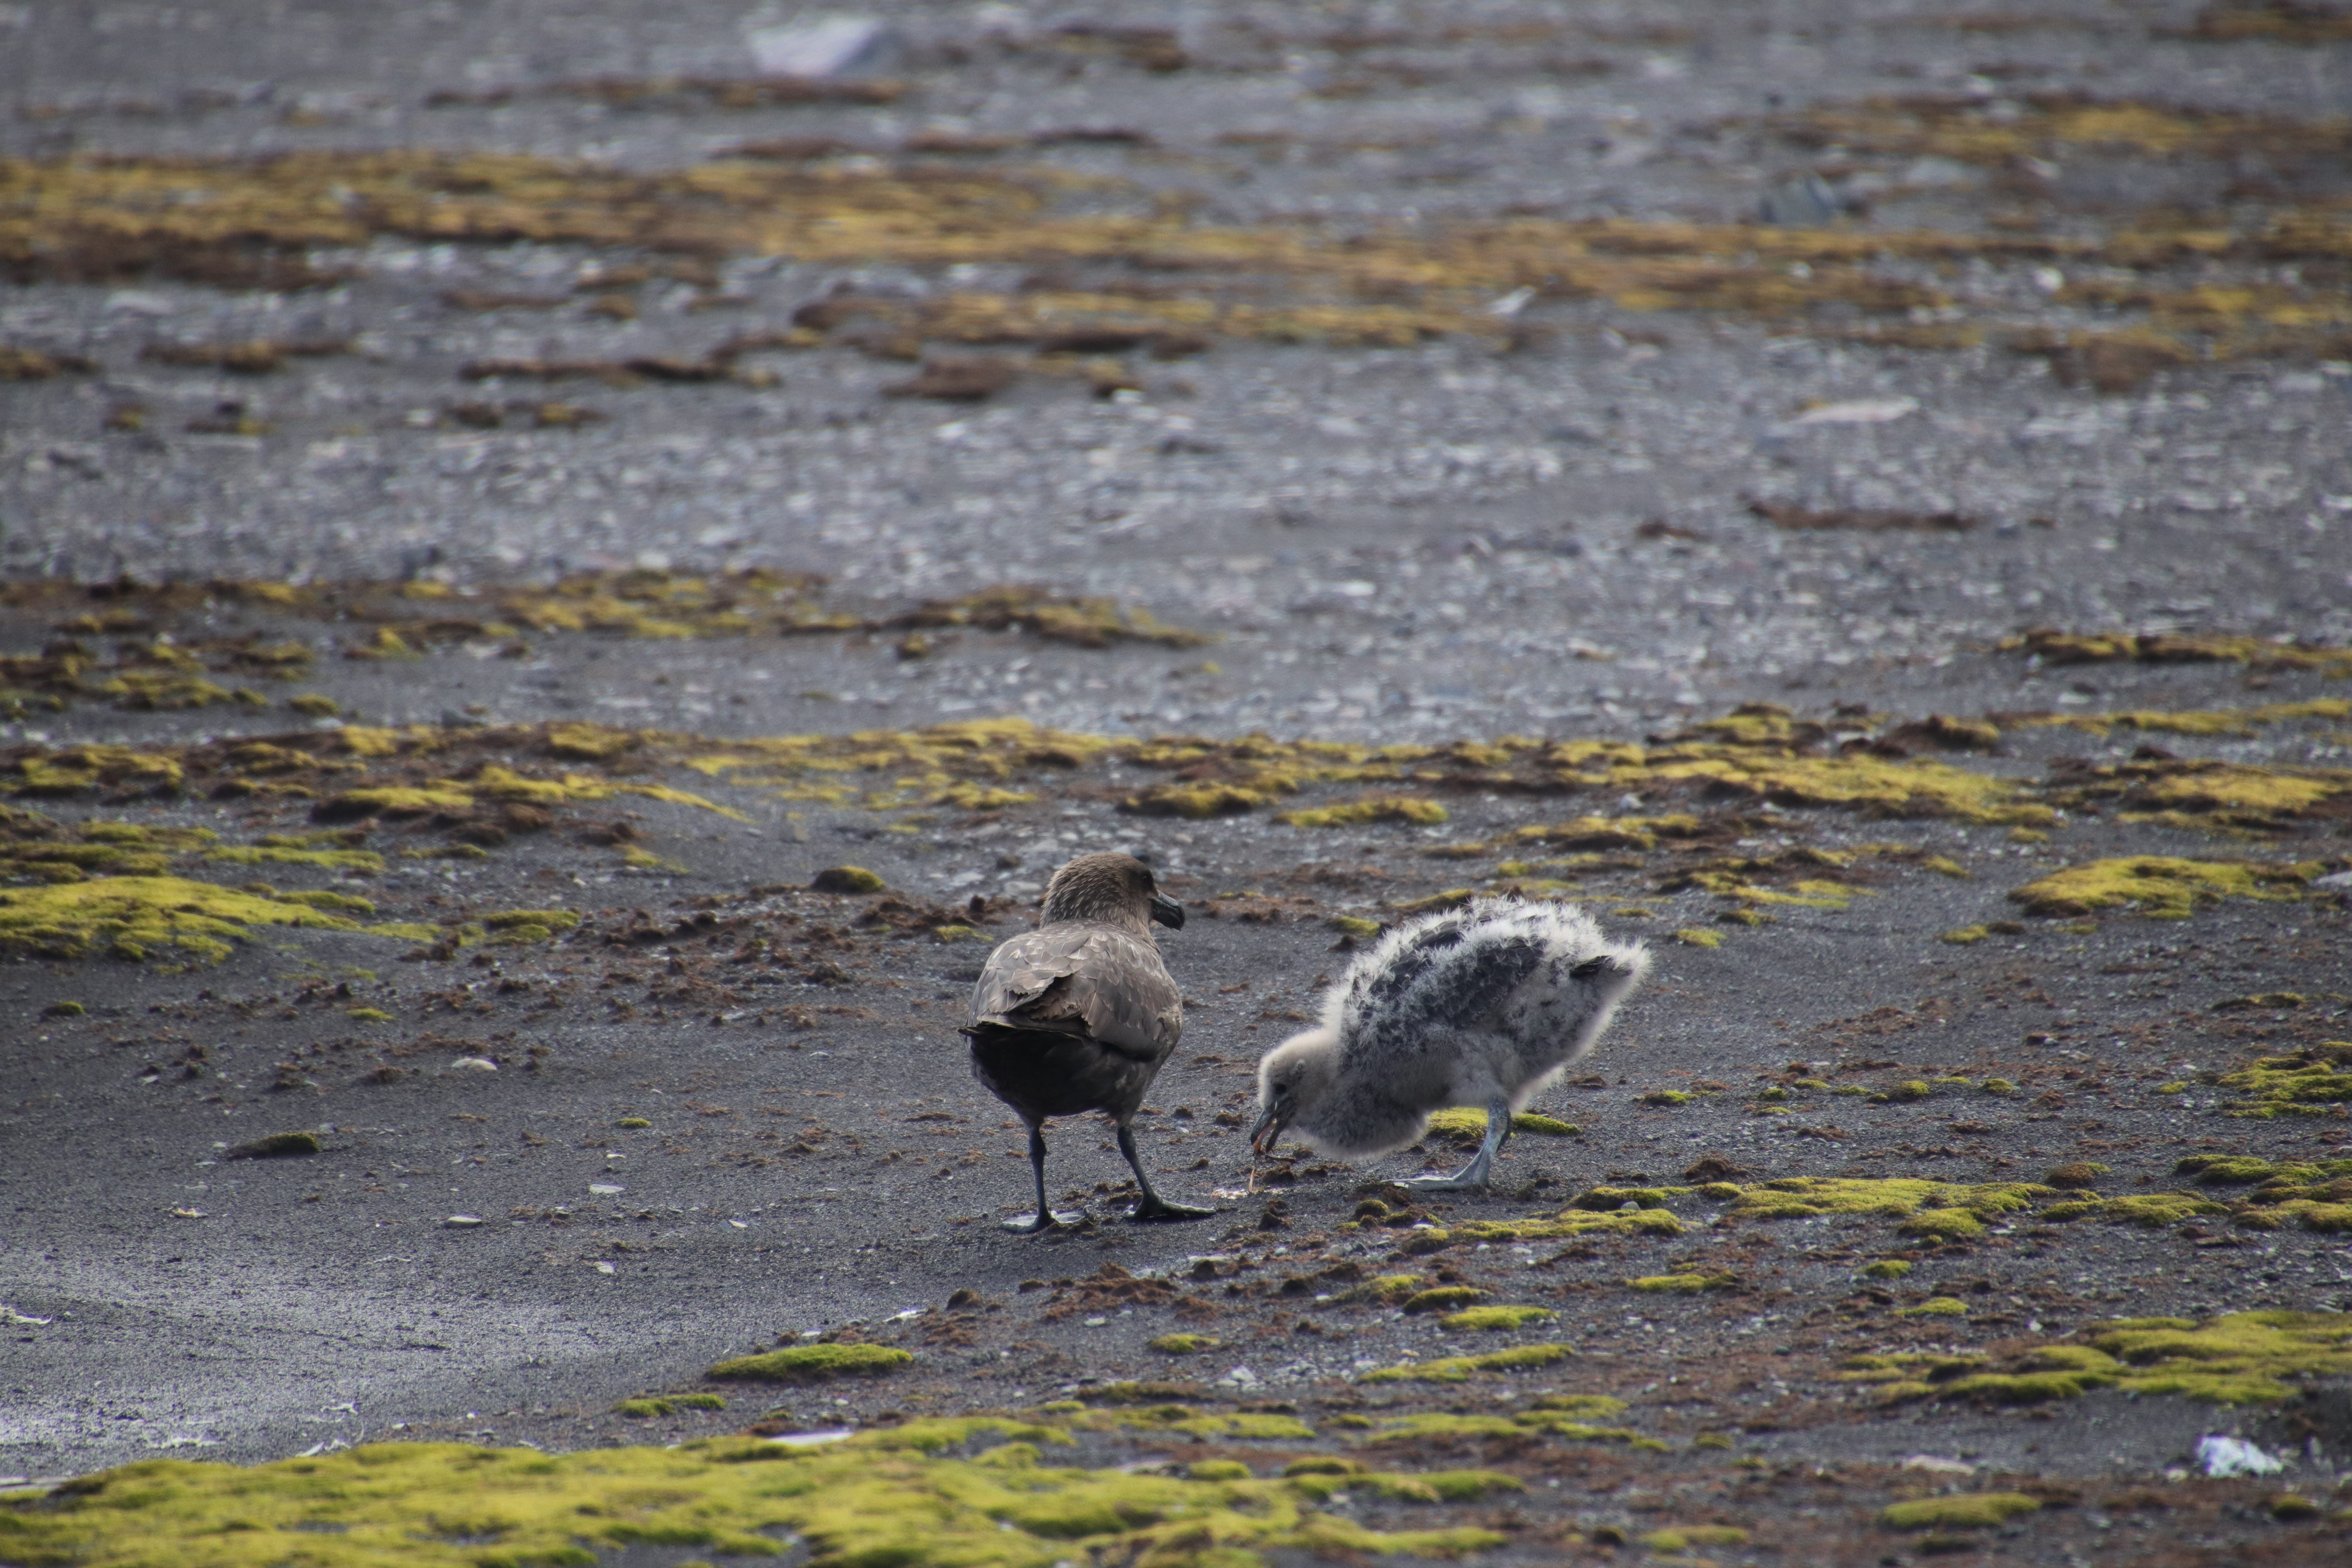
[1397,1096,1514,1190]
[1116,1122,1214,1221]
[1003,1123,1087,1234]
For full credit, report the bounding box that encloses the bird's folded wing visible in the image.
[969,927,1182,1061]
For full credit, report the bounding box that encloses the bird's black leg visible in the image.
[1002,1123,1086,1234]
[1116,1121,1214,1222]
[1398,1096,1513,1190]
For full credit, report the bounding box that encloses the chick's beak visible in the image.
[1249,1101,1287,1156]
[1149,892,1185,930]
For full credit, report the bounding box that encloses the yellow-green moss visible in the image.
[0,1433,1525,1568]
[2040,1192,2230,1227]
[706,1344,912,1383]
[1123,782,1273,818]
[1723,1177,2047,1223]
[1183,1460,1251,1481]
[1360,1411,1647,1448]
[615,1117,653,1130]
[1897,1209,1986,1243]
[1146,1333,1219,1354]
[0,874,388,964]
[1450,1204,1686,1244]
[1359,1344,1575,1383]
[2009,857,2320,919]
[1883,1493,2043,1530]
[1389,888,1476,917]
[1344,1274,1428,1305]
[1063,1405,1315,1441]
[1424,1107,1579,1141]
[1626,1274,1735,1293]
[1277,797,1449,828]
[1860,1259,1914,1280]
[1895,1297,1971,1318]
[2218,1044,2352,1116]
[1856,1312,2352,1406]
[616,1394,725,1418]
[809,866,887,894]
[1672,927,1722,948]
[1440,1305,1558,1330]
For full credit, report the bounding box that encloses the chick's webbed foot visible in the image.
[1395,1098,1510,1191]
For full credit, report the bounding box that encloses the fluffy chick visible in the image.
[1251,896,1648,1189]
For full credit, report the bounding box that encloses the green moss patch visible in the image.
[2009,857,2321,920]
[1883,1492,2043,1530]
[0,1434,1521,1568]
[1897,1209,1987,1243]
[1424,1107,1580,1142]
[1146,1333,1219,1354]
[0,874,396,965]
[2217,1043,2352,1116]
[1626,1274,1736,1293]
[2039,1192,2231,1227]
[1451,1204,1686,1243]
[1720,1176,2047,1223]
[1847,1311,2352,1406]
[706,1344,913,1383]
[1277,796,1449,828]
[1440,1305,1558,1330]
[1063,1405,1316,1441]
[1359,1344,1576,1383]
[1895,1298,1971,1318]
[1360,1410,1652,1448]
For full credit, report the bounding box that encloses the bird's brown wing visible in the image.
[968,925,1182,1063]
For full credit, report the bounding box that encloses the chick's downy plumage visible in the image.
[963,851,1211,1231]
[1252,896,1648,1189]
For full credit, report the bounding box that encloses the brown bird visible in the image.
[963,852,1213,1233]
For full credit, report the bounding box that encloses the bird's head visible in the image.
[1251,1025,1339,1156]
[1041,851,1183,933]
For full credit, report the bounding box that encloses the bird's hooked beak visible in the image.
[1149,892,1185,930]
[1249,1096,1289,1156]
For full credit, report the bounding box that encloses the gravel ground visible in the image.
[4,4,2352,1565]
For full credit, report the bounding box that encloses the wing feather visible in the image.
[968,926,1181,1063]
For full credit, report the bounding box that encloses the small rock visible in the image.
[1791,397,1919,426]
[2196,1435,2284,1477]
[1758,173,1841,226]
[746,16,897,78]
[443,1214,484,1229]
[450,1056,498,1072]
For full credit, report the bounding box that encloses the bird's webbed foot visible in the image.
[1127,1197,1216,1222]
[1392,1170,1491,1192]
[1000,1208,1089,1234]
